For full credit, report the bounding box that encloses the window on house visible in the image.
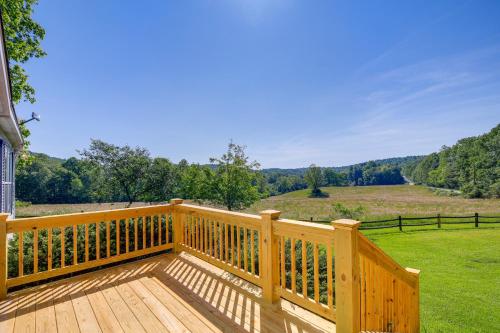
[1,142,14,214]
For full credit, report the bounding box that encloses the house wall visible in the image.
[0,133,15,216]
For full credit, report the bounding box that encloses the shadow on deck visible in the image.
[0,252,336,332]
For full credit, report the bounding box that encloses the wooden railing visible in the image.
[358,233,420,333]
[0,204,174,292]
[273,217,336,320]
[0,199,420,332]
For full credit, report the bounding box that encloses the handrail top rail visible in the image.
[177,203,262,222]
[276,218,334,232]
[7,204,172,233]
[11,203,172,222]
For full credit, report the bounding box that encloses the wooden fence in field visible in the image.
[0,200,421,333]
[303,213,500,231]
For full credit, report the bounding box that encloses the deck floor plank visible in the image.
[1,252,335,333]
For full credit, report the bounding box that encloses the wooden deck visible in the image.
[0,251,336,333]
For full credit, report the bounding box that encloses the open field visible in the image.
[366,227,500,333]
[15,202,155,218]
[246,185,500,221]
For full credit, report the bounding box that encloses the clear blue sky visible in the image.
[17,0,500,168]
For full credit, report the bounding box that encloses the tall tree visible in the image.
[1,0,46,162]
[80,140,151,206]
[209,142,260,211]
[305,164,326,197]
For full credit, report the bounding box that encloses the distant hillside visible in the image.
[30,152,66,166]
[404,124,499,198]
[261,156,423,176]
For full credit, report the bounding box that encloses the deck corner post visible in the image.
[0,213,9,299]
[260,209,281,304]
[170,199,184,253]
[406,267,421,332]
[333,219,361,333]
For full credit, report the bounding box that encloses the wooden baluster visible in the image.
[17,231,24,276]
[48,227,53,271]
[291,238,296,293]
[165,214,169,244]
[184,215,187,246]
[333,219,361,333]
[125,218,129,252]
[327,241,334,309]
[236,225,241,268]
[96,222,100,260]
[219,222,223,261]
[150,215,154,247]
[280,236,285,288]
[106,221,111,258]
[208,219,213,256]
[158,215,162,245]
[250,230,255,274]
[134,218,138,251]
[116,219,121,255]
[60,228,65,267]
[314,241,319,303]
[73,225,78,265]
[225,223,229,264]
[243,228,249,271]
[212,220,216,256]
[231,225,235,266]
[195,215,199,251]
[190,216,193,248]
[200,217,205,253]
[302,240,307,298]
[0,213,8,298]
[142,216,147,249]
[85,224,89,262]
[260,210,281,303]
[33,230,39,273]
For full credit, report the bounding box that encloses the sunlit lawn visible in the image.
[365,227,500,333]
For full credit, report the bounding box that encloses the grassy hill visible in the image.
[246,185,500,220]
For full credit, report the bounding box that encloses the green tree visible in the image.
[209,142,260,210]
[1,0,46,163]
[141,157,178,202]
[305,164,327,197]
[80,140,151,206]
[178,164,212,203]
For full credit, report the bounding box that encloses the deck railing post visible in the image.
[260,210,281,304]
[333,219,361,333]
[170,199,184,253]
[406,267,421,332]
[0,213,9,299]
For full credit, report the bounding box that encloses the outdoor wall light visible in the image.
[19,112,41,125]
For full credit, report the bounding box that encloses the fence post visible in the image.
[398,215,402,231]
[170,199,184,253]
[260,210,281,304]
[0,213,9,299]
[333,219,361,333]
[475,213,479,228]
[437,214,441,229]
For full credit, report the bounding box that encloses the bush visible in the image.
[331,203,365,220]
[15,200,32,208]
[308,188,329,198]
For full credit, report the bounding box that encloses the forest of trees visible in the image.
[404,124,500,198]
[17,141,414,205]
[17,140,265,210]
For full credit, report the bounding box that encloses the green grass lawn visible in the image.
[364,227,500,333]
